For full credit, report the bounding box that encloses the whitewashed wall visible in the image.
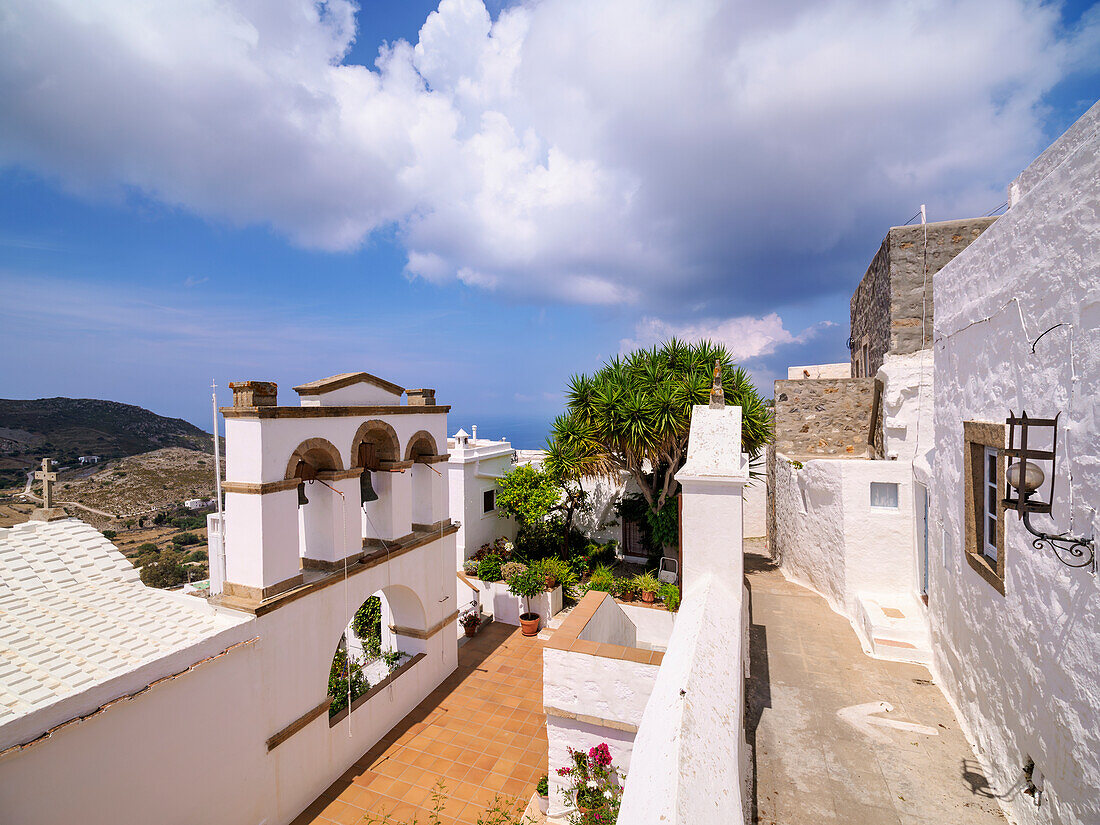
[743,481,767,538]
[448,445,516,565]
[543,646,660,820]
[927,101,1100,825]
[877,351,934,461]
[0,533,458,825]
[772,454,918,633]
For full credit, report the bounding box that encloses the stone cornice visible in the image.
[220,405,450,419]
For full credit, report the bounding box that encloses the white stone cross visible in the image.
[35,458,58,509]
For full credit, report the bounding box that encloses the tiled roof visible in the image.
[0,519,243,728]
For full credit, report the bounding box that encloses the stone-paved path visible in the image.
[745,542,1006,825]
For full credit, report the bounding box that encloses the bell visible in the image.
[360,471,379,503]
[297,481,310,507]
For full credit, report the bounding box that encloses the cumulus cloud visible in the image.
[620,314,833,363]
[0,0,1095,309]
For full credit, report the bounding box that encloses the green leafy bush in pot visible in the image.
[635,571,660,594]
[586,563,616,593]
[477,553,503,582]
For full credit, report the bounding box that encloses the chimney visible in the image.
[229,381,278,408]
[471,425,477,442]
[406,388,436,406]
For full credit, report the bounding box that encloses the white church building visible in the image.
[0,372,461,825]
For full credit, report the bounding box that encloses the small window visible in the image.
[870,482,898,509]
[482,489,496,514]
[983,447,999,562]
[963,421,1005,595]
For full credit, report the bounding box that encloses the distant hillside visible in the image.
[0,397,212,486]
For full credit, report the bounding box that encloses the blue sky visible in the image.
[1,0,1098,447]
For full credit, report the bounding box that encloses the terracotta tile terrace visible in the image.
[291,623,546,825]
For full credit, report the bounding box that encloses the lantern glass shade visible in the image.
[1007,460,1045,494]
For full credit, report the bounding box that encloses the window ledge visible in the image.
[965,550,1005,596]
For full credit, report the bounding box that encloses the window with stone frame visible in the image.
[962,421,1006,595]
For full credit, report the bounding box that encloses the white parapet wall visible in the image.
[618,572,748,823]
[615,403,751,824]
[787,363,851,379]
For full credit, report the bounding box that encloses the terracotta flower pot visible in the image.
[619,590,635,603]
[574,787,602,813]
[520,612,540,636]
[545,575,557,590]
[463,623,478,638]
[641,590,655,603]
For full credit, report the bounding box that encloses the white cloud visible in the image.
[0,0,1095,306]
[620,314,835,363]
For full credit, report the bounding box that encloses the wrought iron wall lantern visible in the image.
[1002,411,1095,570]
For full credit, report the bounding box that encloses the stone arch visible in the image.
[325,584,429,715]
[284,437,344,479]
[351,420,401,469]
[403,430,439,461]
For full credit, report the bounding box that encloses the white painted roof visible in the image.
[0,519,243,729]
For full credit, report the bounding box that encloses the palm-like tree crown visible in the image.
[545,339,772,511]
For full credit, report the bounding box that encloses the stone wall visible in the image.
[850,218,997,376]
[773,378,876,459]
[849,240,891,376]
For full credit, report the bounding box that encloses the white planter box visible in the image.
[466,577,563,626]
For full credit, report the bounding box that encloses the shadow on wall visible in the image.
[743,552,776,825]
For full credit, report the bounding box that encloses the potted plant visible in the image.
[636,571,660,604]
[536,775,550,814]
[508,567,545,636]
[557,743,623,820]
[616,578,636,602]
[458,602,480,638]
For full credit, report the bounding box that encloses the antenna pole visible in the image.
[212,381,227,593]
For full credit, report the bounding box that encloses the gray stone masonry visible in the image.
[850,217,997,376]
[773,378,876,460]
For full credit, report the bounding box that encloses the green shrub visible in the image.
[186,549,208,563]
[101,530,117,540]
[531,557,570,588]
[328,647,369,716]
[477,554,503,582]
[500,561,528,584]
[635,571,660,595]
[659,583,680,612]
[136,542,159,554]
[382,648,408,671]
[536,775,549,797]
[351,596,382,657]
[172,532,201,547]
[586,563,616,593]
[140,550,188,589]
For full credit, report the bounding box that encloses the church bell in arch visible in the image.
[360,470,379,503]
